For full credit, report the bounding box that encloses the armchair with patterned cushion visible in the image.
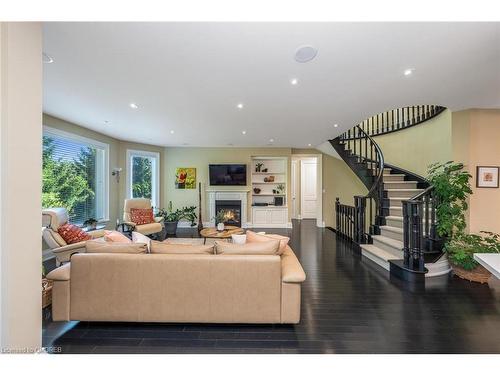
[42,208,105,266]
[122,198,164,237]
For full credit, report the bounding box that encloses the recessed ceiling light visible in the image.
[333,123,339,128]
[404,68,414,76]
[269,138,274,143]
[295,45,318,63]
[129,103,139,109]
[170,130,175,134]
[290,78,299,85]
[308,143,312,147]
[242,130,247,135]
[42,52,54,64]
[237,103,244,109]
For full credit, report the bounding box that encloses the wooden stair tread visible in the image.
[360,244,403,261]
[372,234,404,250]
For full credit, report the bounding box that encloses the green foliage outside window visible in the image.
[42,136,95,222]
[132,156,152,199]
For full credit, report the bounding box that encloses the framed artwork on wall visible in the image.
[476,166,499,188]
[175,167,196,189]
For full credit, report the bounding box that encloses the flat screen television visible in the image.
[209,164,247,186]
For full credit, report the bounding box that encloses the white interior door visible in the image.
[291,159,299,219]
[300,159,317,219]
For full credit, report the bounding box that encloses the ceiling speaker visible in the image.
[294,45,318,63]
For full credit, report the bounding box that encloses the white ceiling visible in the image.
[43,22,500,148]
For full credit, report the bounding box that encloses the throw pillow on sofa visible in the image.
[246,230,289,255]
[215,239,280,255]
[104,230,132,243]
[57,223,92,244]
[132,231,152,252]
[150,241,214,254]
[86,240,147,254]
[130,207,155,225]
[231,234,247,244]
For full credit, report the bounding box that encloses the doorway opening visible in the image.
[291,154,323,227]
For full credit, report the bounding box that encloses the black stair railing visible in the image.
[402,186,439,271]
[342,105,446,140]
[334,125,385,244]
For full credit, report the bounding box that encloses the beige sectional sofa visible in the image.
[47,245,306,324]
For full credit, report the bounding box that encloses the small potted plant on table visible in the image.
[214,210,228,231]
[83,218,98,231]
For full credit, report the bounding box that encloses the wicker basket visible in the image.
[42,278,53,308]
[451,264,491,284]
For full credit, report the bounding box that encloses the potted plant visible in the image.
[446,232,500,283]
[214,210,228,231]
[427,161,478,280]
[83,218,98,230]
[255,162,264,172]
[276,183,285,194]
[158,202,198,235]
[158,201,182,235]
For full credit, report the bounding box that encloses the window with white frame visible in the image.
[42,126,109,224]
[126,150,160,208]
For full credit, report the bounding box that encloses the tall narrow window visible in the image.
[127,150,160,208]
[42,127,109,224]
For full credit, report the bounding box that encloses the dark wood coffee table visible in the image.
[199,225,244,244]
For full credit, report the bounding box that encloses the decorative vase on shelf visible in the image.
[217,222,225,231]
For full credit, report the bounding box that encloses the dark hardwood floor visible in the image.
[43,219,500,354]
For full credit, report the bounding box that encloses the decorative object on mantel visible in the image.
[197,182,203,232]
[262,168,268,172]
[253,187,261,194]
[255,162,264,172]
[175,167,196,189]
[476,166,499,188]
[263,176,275,182]
[276,184,285,194]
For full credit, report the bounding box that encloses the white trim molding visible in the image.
[206,189,250,228]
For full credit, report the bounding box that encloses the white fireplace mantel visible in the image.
[206,189,250,228]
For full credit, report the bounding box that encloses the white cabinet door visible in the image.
[253,208,268,225]
[269,209,287,224]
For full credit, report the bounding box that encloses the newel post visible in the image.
[335,198,340,233]
[353,196,366,244]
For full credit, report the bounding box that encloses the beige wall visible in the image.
[322,154,368,228]
[164,147,292,223]
[452,109,500,234]
[43,114,164,227]
[1,22,42,350]
[374,109,453,176]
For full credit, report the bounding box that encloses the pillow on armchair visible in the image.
[57,223,92,244]
[130,208,155,225]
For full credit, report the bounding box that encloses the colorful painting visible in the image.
[175,168,196,189]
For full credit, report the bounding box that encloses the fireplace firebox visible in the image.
[215,200,242,227]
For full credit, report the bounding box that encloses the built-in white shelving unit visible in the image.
[251,156,289,228]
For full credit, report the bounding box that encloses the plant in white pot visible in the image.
[214,210,228,231]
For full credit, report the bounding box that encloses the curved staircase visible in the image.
[330,105,450,281]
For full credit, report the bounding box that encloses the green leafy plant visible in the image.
[214,209,228,224]
[427,161,472,238]
[83,218,98,226]
[446,232,500,270]
[158,201,197,226]
[276,184,285,193]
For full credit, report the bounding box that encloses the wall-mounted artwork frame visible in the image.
[175,167,196,189]
[476,166,499,188]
